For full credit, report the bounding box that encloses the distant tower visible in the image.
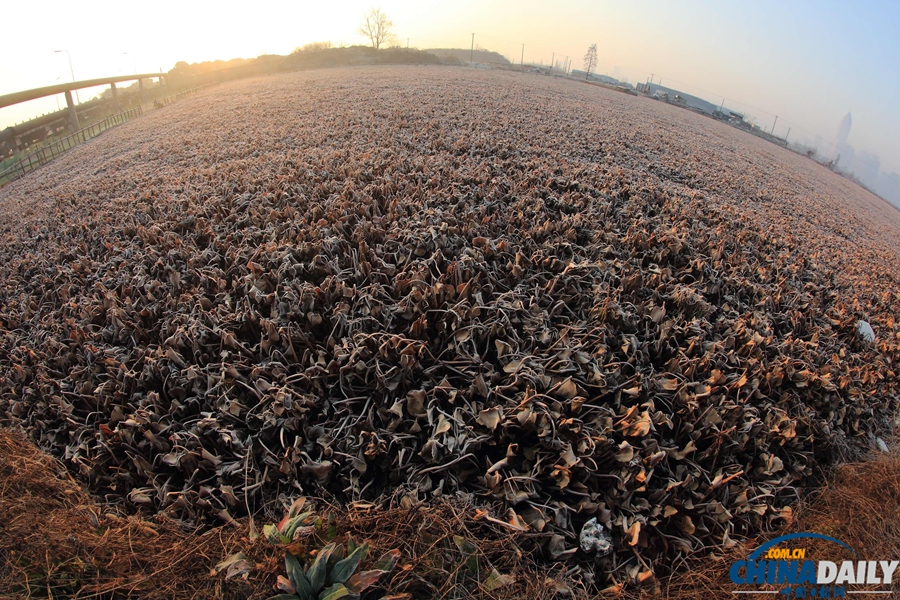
[830,112,852,161]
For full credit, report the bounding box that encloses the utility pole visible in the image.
[55,50,79,103]
[772,115,778,135]
[470,33,475,63]
[521,44,525,72]
[566,57,570,75]
[784,127,791,143]
[551,52,555,73]
[719,98,724,112]
[650,73,654,86]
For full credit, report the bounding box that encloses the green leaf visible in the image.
[318,583,351,600]
[213,552,253,580]
[213,551,247,573]
[267,595,301,600]
[287,496,307,518]
[453,536,476,555]
[483,568,515,591]
[326,544,345,573]
[328,542,369,585]
[285,552,314,600]
[264,523,283,544]
[371,549,401,573]
[280,511,314,539]
[307,543,337,592]
[345,570,384,594]
[346,535,358,556]
[453,536,479,573]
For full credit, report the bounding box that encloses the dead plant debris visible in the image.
[1,67,899,591]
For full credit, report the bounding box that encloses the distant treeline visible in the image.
[426,48,511,65]
[168,55,284,82]
[281,46,441,69]
[164,46,512,86]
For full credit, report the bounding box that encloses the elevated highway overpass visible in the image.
[0,73,168,146]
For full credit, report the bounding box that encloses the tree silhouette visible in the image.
[583,44,598,81]
[358,8,395,50]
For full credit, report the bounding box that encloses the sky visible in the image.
[2,0,898,175]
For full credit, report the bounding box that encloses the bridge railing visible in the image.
[0,106,143,187]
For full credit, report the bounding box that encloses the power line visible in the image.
[475,33,522,47]
[402,27,891,176]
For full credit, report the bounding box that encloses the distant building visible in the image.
[830,112,852,162]
[856,150,881,189]
[641,83,720,115]
[570,70,634,89]
[876,171,900,204]
[713,108,745,125]
[634,82,744,126]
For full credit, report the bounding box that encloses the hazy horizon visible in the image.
[2,0,898,182]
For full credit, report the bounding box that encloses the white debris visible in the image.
[579,517,613,555]
[876,437,890,453]
[856,320,876,345]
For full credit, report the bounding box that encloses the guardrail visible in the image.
[0,106,143,187]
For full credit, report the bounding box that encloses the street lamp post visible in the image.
[124,52,137,75]
[54,50,79,103]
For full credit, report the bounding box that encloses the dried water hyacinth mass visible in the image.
[1,67,900,580]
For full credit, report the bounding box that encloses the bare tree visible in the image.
[293,41,332,54]
[358,8,394,50]
[583,44,598,80]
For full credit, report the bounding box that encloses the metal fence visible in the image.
[0,106,143,187]
[0,82,218,188]
[154,83,218,108]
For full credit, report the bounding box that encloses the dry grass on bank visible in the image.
[640,444,900,600]
[2,427,899,599]
[0,427,560,599]
[0,429,271,599]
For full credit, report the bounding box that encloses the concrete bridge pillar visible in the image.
[138,78,146,107]
[110,82,121,113]
[64,90,79,133]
